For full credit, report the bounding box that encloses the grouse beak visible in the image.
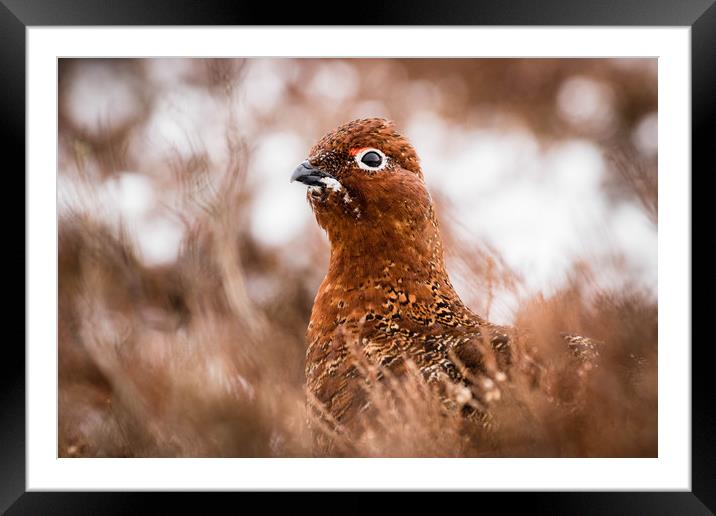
[290,160,337,187]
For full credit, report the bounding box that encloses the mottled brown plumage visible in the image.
[291,118,594,453]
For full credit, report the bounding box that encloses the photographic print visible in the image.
[57,57,658,459]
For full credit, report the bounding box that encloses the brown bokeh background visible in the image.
[58,58,657,457]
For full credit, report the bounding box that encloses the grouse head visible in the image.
[290,118,437,257]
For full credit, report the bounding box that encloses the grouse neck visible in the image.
[325,218,451,289]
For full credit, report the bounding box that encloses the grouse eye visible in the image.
[361,151,383,168]
[354,148,387,171]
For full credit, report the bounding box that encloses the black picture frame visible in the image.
[5,0,712,512]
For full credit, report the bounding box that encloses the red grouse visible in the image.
[290,118,594,453]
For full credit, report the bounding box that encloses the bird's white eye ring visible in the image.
[354,148,388,171]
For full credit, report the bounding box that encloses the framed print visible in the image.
[6,0,712,512]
